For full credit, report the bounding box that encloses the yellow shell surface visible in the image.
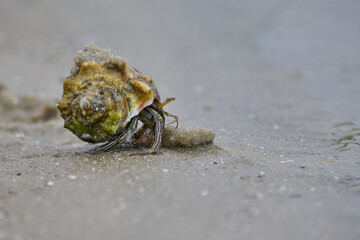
[57,44,160,143]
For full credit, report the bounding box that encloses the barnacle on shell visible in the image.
[57,43,161,143]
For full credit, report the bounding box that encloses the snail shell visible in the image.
[57,44,160,143]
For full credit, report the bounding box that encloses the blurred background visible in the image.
[0,0,359,239]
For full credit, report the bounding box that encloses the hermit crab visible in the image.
[57,44,177,153]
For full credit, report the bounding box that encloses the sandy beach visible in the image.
[1,0,360,239]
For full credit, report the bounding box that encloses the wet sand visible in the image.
[1,0,360,239]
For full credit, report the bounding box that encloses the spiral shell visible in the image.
[57,44,160,143]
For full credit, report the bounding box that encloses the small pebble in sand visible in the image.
[200,190,209,196]
[46,181,54,186]
[68,175,78,180]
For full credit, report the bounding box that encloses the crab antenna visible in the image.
[164,111,179,128]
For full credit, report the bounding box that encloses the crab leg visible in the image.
[146,107,165,152]
[96,117,138,152]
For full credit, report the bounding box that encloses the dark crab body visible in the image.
[57,44,176,152]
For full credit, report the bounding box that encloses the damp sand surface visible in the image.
[1,1,360,240]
